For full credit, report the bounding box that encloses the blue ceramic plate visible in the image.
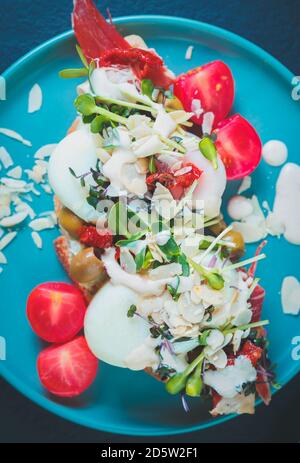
[0,16,299,436]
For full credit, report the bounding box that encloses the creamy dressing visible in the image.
[102,248,173,296]
[227,195,254,220]
[262,140,288,166]
[184,151,227,218]
[203,356,257,398]
[273,163,300,244]
[281,276,300,315]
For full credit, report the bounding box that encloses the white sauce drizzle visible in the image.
[262,140,288,166]
[272,163,300,244]
[227,195,254,221]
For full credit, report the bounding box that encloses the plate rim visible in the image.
[0,14,297,436]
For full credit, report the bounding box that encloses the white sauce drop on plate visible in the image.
[273,163,300,244]
[227,195,253,220]
[262,140,288,166]
[281,276,300,316]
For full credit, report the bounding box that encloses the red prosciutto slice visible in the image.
[72,0,173,88]
[250,284,265,323]
[72,0,130,61]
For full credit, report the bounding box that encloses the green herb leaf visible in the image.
[90,115,108,134]
[74,94,97,116]
[135,247,146,272]
[127,305,137,318]
[68,167,77,177]
[59,68,88,78]
[199,136,218,170]
[159,237,181,258]
[167,275,180,301]
[198,330,212,346]
[141,79,154,99]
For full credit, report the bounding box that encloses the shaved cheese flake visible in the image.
[191,99,203,118]
[203,356,257,398]
[0,231,17,250]
[31,231,43,249]
[41,184,52,194]
[0,128,32,147]
[281,276,300,316]
[185,45,194,60]
[0,251,7,264]
[28,84,43,113]
[7,166,22,179]
[0,146,13,168]
[0,211,28,227]
[29,217,55,231]
[34,143,57,159]
[202,112,214,135]
[1,177,28,190]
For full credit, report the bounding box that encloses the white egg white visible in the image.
[84,283,150,368]
[48,129,101,223]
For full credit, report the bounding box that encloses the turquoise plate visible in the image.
[0,16,299,436]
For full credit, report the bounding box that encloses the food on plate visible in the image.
[26,282,86,343]
[26,0,277,414]
[37,336,98,397]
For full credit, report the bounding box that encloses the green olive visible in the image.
[70,247,107,284]
[208,219,227,236]
[58,207,85,239]
[224,230,245,260]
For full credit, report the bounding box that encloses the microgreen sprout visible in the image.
[74,94,127,125]
[127,305,137,318]
[199,136,218,169]
[185,359,204,397]
[149,156,156,174]
[141,79,154,100]
[165,351,206,395]
[95,95,157,115]
[59,68,88,78]
[188,258,225,290]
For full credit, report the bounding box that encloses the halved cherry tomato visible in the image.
[214,114,262,180]
[27,282,86,343]
[37,336,98,397]
[174,60,234,126]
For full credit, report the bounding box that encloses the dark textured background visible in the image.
[0,0,299,443]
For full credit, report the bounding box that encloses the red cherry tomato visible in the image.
[27,282,86,343]
[174,60,234,126]
[37,336,98,397]
[214,114,262,180]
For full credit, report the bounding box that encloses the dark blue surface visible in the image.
[0,0,300,443]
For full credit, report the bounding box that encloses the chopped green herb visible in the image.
[127,305,137,318]
[167,275,180,301]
